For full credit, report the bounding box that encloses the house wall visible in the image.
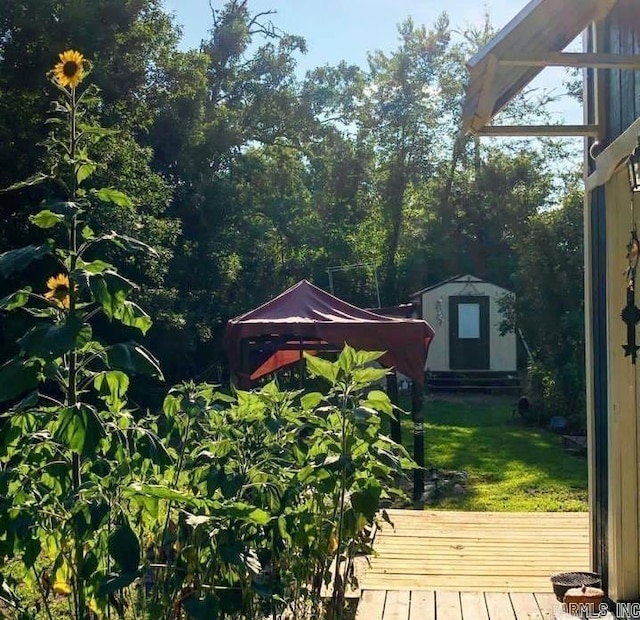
[603,0,640,141]
[418,277,516,372]
[586,0,640,600]
[603,167,640,601]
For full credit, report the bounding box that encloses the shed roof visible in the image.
[411,275,512,299]
[462,0,612,135]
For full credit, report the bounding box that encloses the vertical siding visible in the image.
[604,168,640,601]
[604,0,640,140]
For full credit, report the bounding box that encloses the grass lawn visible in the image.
[393,395,588,512]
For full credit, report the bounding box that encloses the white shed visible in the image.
[411,275,517,373]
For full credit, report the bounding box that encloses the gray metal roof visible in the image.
[462,0,610,135]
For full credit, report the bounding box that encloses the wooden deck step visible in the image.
[355,590,568,620]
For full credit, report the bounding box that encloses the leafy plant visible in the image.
[136,347,413,620]
[0,50,165,619]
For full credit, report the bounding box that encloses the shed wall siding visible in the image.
[419,280,516,372]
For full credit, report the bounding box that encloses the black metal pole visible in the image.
[412,380,424,504]
[386,370,402,445]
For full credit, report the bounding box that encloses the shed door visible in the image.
[449,296,490,370]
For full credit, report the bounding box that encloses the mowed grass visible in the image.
[394,396,588,512]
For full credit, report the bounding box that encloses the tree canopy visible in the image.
[0,0,584,419]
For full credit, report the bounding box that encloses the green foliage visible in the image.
[501,180,585,426]
[136,347,412,620]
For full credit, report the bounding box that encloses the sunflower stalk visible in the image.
[0,49,164,620]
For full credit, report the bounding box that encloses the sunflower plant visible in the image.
[0,50,167,619]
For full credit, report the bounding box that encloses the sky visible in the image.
[162,0,582,124]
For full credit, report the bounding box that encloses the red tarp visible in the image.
[223,280,434,388]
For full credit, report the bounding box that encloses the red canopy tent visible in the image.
[223,279,434,389]
[223,279,435,502]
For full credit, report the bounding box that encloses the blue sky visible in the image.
[163,0,517,73]
[162,0,581,124]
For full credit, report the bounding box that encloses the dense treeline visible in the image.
[0,0,584,420]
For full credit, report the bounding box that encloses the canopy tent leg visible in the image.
[239,338,251,389]
[386,370,402,445]
[412,380,424,503]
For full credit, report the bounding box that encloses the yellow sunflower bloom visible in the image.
[44,273,71,308]
[52,581,72,596]
[53,50,85,89]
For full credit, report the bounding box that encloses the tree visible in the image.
[502,177,585,426]
[360,16,453,304]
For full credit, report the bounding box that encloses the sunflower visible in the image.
[45,273,71,308]
[52,50,85,89]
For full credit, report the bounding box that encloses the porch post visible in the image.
[586,183,609,592]
[412,380,424,503]
[386,370,402,445]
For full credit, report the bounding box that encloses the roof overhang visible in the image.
[462,0,622,137]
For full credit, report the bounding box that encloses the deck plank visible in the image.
[409,591,435,620]
[460,591,490,620]
[436,590,463,620]
[484,592,516,620]
[510,592,544,620]
[383,590,410,620]
[355,590,386,620]
[534,592,560,620]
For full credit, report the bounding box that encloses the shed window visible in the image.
[458,303,480,339]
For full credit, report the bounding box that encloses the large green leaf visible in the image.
[75,258,111,274]
[19,315,92,360]
[0,289,31,311]
[94,371,129,411]
[0,172,50,193]
[52,404,104,456]
[361,389,394,415]
[107,518,140,573]
[113,300,152,334]
[0,244,51,278]
[76,162,97,185]
[107,342,163,379]
[124,483,208,509]
[228,503,270,525]
[337,344,357,373]
[304,353,338,384]
[353,350,385,365]
[94,231,158,257]
[352,367,389,386]
[30,210,66,229]
[0,358,41,402]
[107,342,163,378]
[351,481,382,521]
[98,571,139,597]
[86,270,135,319]
[94,188,133,208]
[300,391,324,410]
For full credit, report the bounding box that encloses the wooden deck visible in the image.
[355,510,590,620]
